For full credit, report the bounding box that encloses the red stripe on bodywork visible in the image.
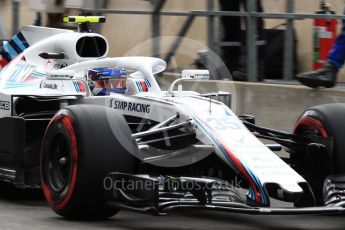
[195,114,263,205]
[221,144,262,204]
[140,81,148,92]
[77,80,86,93]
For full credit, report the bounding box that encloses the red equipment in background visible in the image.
[0,54,7,69]
[0,55,6,69]
[313,2,338,70]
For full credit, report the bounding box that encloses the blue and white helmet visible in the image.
[87,67,127,95]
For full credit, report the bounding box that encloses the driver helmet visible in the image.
[87,67,127,95]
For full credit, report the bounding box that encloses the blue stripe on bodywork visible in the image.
[3,42,18,59]
[136,81,143,92]
[144,78,151,87]
[12,35,27,51]
[16,32,29,48]
[31,71,45,78]
[73,81,80,92]
[4,82,37,88]
[192,115,269,205]
[9,64,25,81]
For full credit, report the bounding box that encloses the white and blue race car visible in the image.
[0,16,345,219]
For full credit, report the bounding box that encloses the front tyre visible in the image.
[294,103,345,203]
[41,105,138,219]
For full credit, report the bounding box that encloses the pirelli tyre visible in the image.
[41,105,138,219]
[294,103,345,204]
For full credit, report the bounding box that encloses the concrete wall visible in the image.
[233,82,345,132]
[1,0,345,80]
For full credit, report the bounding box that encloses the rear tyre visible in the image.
[294,103,345,203]
[41,105,138,219]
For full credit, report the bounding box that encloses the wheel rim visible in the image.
[298,126,323,138]
[46,131,73,196]
[294,115,328,138]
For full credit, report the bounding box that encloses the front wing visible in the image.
[104,173,345,215]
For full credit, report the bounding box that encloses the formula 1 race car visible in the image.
[1,16,345,219]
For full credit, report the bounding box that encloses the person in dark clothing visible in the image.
[296,5,345,88]
[219,0,265,81]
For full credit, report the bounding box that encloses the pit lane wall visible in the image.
[231,82,345,132]
[158,78,345,132]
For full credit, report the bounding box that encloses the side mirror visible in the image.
[167,70,210,95]
[182,70,210,80]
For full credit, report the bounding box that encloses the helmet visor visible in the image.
[88,68,127,93]
[95,78,127,92]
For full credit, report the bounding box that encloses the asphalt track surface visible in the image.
[0,181,344,230]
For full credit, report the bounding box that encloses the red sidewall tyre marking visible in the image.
[42,114,78,211]
[294,115,328,137]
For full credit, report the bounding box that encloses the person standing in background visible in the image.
[296,3,345,88]
[219,0,265,81]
